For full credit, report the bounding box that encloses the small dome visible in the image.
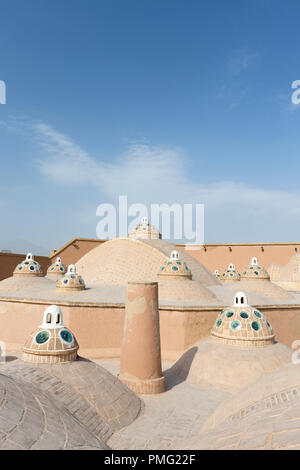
[158,250,192,280]
[47,257,67,277]
[56,265,86,291]
[214,269,220,278]
[22,305,79,363]
[220,263,241,281]
[13,253,43,277]
[241,257,270,280]
[211,292,275,347]
[128,216,161,240]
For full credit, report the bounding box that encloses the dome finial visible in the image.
[40,305,64,329]
[68,264,77,274]
[233,291,249,307]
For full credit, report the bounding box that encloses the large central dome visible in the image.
[76,238,219,287]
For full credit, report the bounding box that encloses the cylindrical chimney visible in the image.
[119,281,165,394]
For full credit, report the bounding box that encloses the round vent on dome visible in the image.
[241,257,270,280]
[220,264,241,282]
[13,253,43,277]
[22,305,79,363]
[158,250,192,280]
[56,265,86,291]
[47,257,67,279]
[211,292,275,347]
[128,216,161,240]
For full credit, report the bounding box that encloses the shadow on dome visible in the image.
[164,346,198,391]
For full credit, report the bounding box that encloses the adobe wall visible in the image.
[1,239,300,284]
[179,243,300,274]
[0,253,50,282]
[0,298,298,361]
[50,238,105,265]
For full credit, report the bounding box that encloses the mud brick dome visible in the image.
[157,250,217,302]
[13,253,43,277]
[22,305,79,363]
[168,291,290,394]
[220,263,241,281]
[76,237,218,287]
[158,250,192,280]
[211,292,275,346]
[128,216,161,240]
[56,264,86,291]
[277,253,300,291]
[47,257,67,276]
[241,257,270,279]
[267,262,282,283]
[238,258,292,300]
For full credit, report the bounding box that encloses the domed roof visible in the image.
[241,257,270,280]
[277,254,300,291]
[267,262,282,282]
[158,250,192,280]
[188,363,300,450]
[128,216,161,240]
[23,305,79,363]
[0,372,107,449]
[56,264,86,291]
[76,238,218,287]
[211,292,275,346]
[13,253,43,277]
[169,337,290,394]
[220,264,241,281]
[47,257,67,276]
[158,278,217,303]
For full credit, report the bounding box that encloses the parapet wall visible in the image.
[50,238,106,265]
[0,297,297,360]
[179,243,300,274]
[1,239,300,282]
[0,253,50,281]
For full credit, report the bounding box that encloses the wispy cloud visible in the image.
[33,122,300,242]
[278,91,300,115]
[217,49,259,110]
[227,49,259,77]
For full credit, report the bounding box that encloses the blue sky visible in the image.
[1,0,300,254]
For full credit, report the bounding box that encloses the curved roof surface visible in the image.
[267,262,282,282]
[168,338,290,393]
[277,254,300,291]
[238,278,293,299]
[179,363,300,450]
[76,238,219,287]
[0,370,108,449]
[158,279,217,304]
[1,357,141,446]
